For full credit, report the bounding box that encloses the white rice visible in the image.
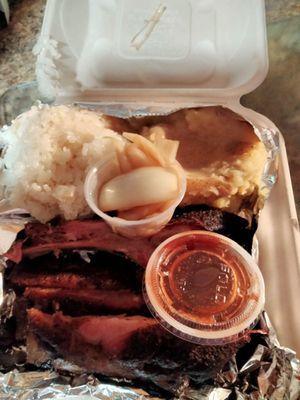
[0,105,119,222]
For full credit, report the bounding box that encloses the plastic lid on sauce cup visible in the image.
[144,231,265,345]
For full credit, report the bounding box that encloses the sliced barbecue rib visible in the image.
[24,288,145,316]
[4,206,256,391]
[11,272,98,290]
[6,220,153,266]
[28,309,250,389]
[8,251,144,293]
[5,206,255,266]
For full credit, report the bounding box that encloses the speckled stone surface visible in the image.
[243,0,300,217]
[0,0,45,93]
[0,0,299,215]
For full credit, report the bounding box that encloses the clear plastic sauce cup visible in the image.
[84,154,186,238]
[144,231,265,345]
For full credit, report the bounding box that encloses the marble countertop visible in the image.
[0,0,299,216]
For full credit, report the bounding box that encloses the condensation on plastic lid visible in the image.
[144,231,265,345]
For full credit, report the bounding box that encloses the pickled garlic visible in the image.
[97,133,182,221]
[98,167,178,212]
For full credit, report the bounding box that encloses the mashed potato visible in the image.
[0,105,120,222]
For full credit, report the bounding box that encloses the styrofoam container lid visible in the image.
[35,0,268,102]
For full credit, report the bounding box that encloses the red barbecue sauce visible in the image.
[158,234,252,326]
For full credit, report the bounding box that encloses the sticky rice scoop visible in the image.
[0,105,121,222]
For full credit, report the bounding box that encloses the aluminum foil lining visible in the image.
[0,102,291,399]
[0,312,299,400]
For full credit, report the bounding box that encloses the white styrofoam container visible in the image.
[257,134,300,354]
[35,0,269,102]
[242,108,300,355]
[33,0,300,356]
